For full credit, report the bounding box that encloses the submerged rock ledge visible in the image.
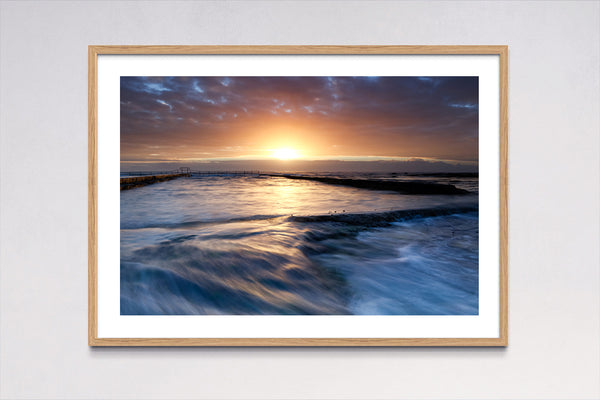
[289,206,478,227]
[268,174,470,195]
[120,173,189,190]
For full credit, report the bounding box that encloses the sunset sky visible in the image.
[121,76,478,172]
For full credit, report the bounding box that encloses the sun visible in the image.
[272,148,300,160]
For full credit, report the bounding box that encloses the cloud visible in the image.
[156,99,173,112]
[120,76,478,165]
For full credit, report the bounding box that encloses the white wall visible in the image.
[0,1,598,399]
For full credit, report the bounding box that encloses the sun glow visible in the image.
[272,148,300,160]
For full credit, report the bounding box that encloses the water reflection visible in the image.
[120,174,478,315]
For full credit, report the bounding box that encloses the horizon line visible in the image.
[120,156,478,165]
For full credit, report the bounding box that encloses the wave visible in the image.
[121,210,479,315]
[123,206,477,231]
[121,214,286,230]
[120,243,351,315]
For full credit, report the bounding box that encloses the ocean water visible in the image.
[120,173,478,315]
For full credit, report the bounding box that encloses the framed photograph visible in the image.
[89,45,508,346]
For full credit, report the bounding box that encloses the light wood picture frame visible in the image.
[89,45,508,346]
